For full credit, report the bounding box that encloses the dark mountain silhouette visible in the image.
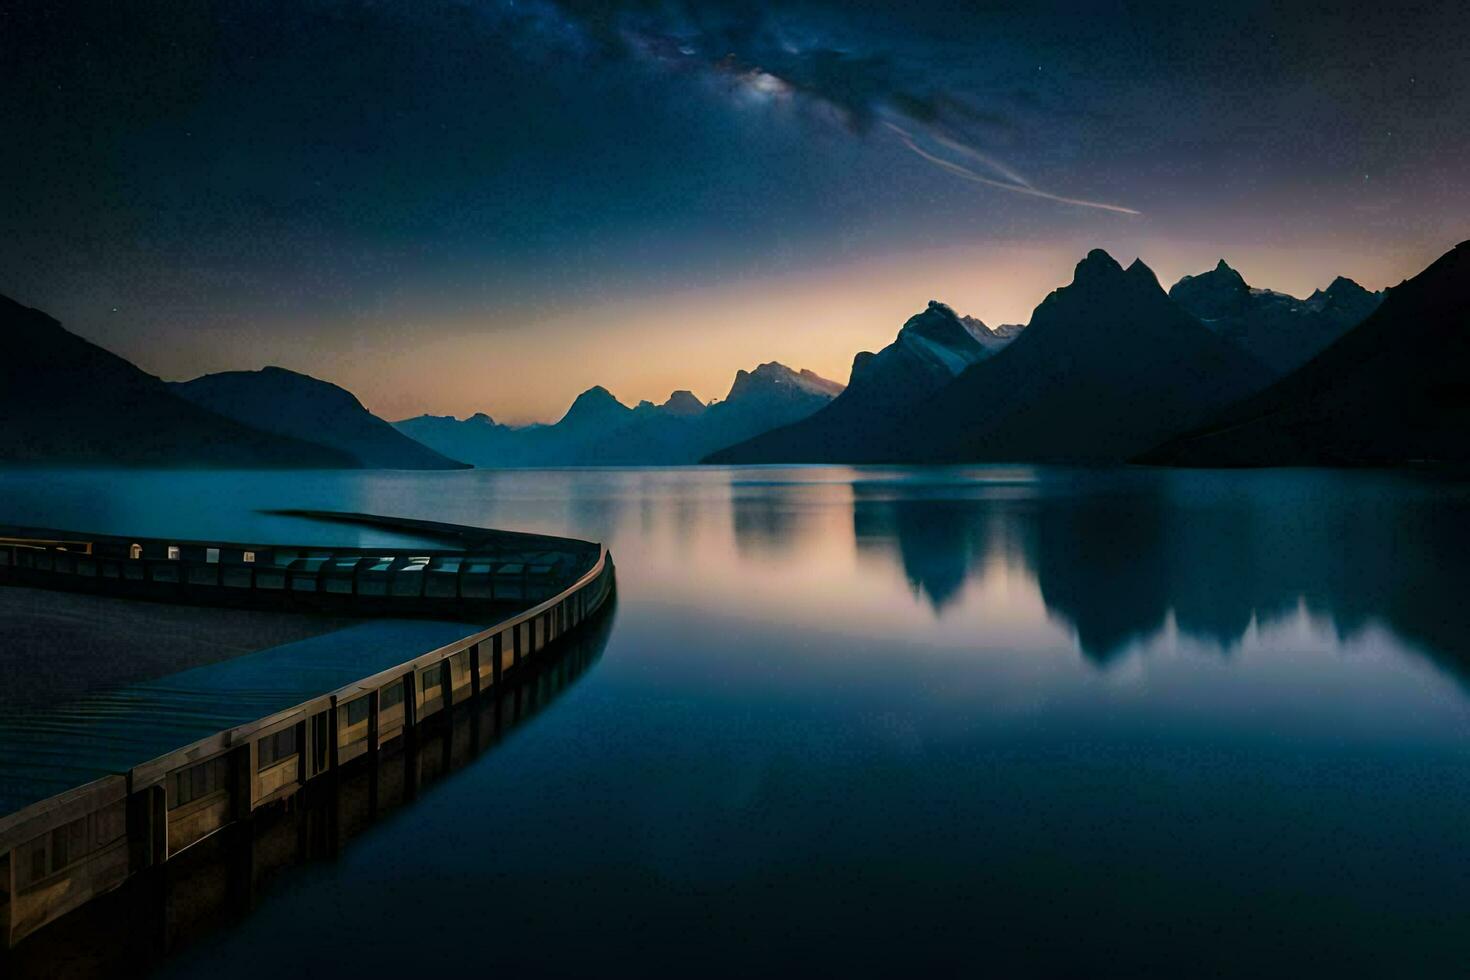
[717,250,1271,464]
[891,251,1275,463]
[0,295,355,467]
[394,362,842,466]
[706,301,1021,463]
[1169,260,1381,374]
[1141,240,1470,467]
[172,367,467,469]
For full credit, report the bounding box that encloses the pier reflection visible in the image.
[1,603,615,979]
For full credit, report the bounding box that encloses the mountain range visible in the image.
[1141,240,1470,466]
[4,239,1453,471]
[711,251,1276,464]
[395,362,844,467]
[704,301,1023,463]
[1169,259,1382,374]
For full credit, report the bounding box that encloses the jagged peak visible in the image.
[565,384,628,412]
[557,385,631,426]
[726,361,841,402]
[726,362,791,402]
[1173,260,1248,288]
[662,389,706,415]
[1323,275,1369,296]
[1167,259,1253,320]
[576,384,617,400]
[749,360,797,380]
[1073,248,1126,283]
[1126,257,1163,290]
[900,300,979,339]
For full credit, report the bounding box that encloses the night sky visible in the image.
[4,1,1467,422]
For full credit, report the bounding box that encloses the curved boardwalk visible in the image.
[0,513,615,949]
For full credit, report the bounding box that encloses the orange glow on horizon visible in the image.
[136,236,1441,426]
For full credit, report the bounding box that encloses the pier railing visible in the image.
[0,522,597,616]
[0,523,615,949]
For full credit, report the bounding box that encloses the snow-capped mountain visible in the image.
[710,300,1021,464]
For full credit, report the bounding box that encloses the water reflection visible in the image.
[3,465,1467,679]
[5,466,1470,976]
[841,468,1470,674]
[730,479,818,559]
[854,491,987,610]
[1,605,614,978]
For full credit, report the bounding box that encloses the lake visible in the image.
[3,465,1470,976]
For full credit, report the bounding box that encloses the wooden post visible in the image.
[2,848,13,951]
[404,673,417,731]
[328,699,341,773]
[367,689,381,756]
[150,785,167,866]
[126,781,152,873]
[233,743,254,820]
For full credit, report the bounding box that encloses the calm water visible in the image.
[4,465,1470,977]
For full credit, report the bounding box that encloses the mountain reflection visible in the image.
[730,480,814,558]
[844,470,1470,674]
[854,493,987,611]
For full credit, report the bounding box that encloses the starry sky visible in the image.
[4,0,1467,423]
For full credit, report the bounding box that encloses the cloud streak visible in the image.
[884,122,1141,216]
[524,2,1141,217]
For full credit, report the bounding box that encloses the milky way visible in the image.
[2,0,1466,420]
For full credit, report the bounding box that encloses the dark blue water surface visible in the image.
[3,466,1470,977]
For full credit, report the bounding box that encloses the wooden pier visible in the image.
[0,515,615,949]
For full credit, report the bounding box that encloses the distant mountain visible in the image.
[394,362,842,467]
[654,389,706,417]
[557,385,635,433]
[1140,241,1470,467]
[0,294,356,467]
[707,301,1021,463]
[698,362,846,459]
[394,412,521,467]
[172,367,467,469]
[893,251,1275,463]
[1169,260,1381,375]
